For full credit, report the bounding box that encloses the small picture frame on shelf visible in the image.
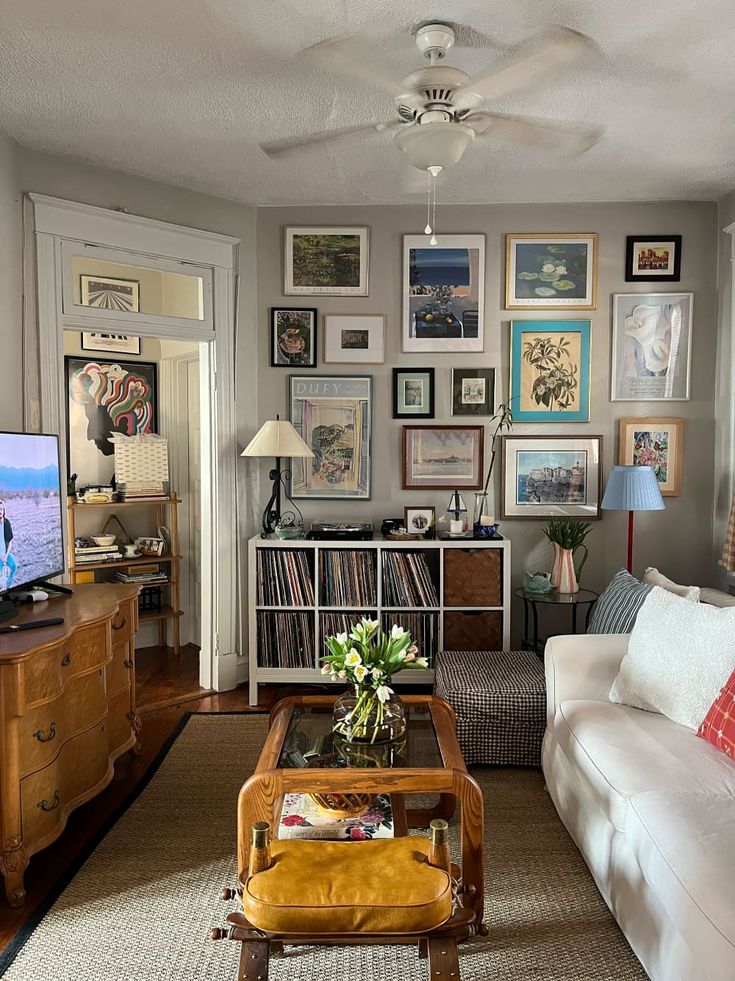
[404,506,436,537]
[392,368,435,419]
[324,314,385,364]
[270,308,318,367]
[451,367,495,416]
[625,235,682,283]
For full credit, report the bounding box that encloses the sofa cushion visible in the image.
[700,587,735,608]
[610,587,735,729]
[554,699,735,831]
[642,566,700,601]
[698,667,735,760]
[626,791,735,976]
[587,569,652,634]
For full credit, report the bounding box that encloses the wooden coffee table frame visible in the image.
[236,694,485,923]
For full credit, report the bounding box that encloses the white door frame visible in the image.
[30,193,240,691]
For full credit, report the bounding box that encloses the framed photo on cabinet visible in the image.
[392,368,435,419]
[505,234,598,310]
[625,236,682,283]
[611,293,693,401]
[618,417,683,496]
[509,320,591,422]
[284,226,369,296]
[402,425,484,490]
[501,434,603,519]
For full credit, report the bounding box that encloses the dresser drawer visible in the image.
[20,718,112,848]
[106,641,134,698]
[20,668,107,776]
[23,622,110,706]
[110,600,135,645]
[107,687,135,758]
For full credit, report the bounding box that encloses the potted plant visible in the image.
[542,518,592,594]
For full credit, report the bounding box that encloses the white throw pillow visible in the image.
[643,567,700,602]
[609,586,735,729]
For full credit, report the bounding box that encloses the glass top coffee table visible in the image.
[237,694,484,922]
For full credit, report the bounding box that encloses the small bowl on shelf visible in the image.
[91,534,116,547]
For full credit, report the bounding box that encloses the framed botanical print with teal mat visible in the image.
[510,320,591,423]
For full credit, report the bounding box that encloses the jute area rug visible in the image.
[1,714,646,980]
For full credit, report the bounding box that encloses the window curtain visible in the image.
[722,494,735,572]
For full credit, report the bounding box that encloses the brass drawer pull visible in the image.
[123,658,133,669]
[37,791,60,812]
[112,617,127,631]
[32,722,56,743]
[61,653,71,667]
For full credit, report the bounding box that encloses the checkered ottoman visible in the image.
[434,650,546,766]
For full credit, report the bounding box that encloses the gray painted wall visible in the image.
[257,202,719,629]
[715,189,735,583]
[0,133,23,431]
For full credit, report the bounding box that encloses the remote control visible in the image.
[0,617,64,634]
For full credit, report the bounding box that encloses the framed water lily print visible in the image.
[505,234,598,310]
[611,293,693,401]
[510,321,591,422]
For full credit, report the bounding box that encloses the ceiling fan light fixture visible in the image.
[394,121,475,172]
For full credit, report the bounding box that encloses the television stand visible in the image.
[0,600,16,625]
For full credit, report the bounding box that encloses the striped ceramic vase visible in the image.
[550,543,579,594]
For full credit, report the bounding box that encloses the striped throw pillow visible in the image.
[587,569,653,634]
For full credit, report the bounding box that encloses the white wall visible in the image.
[0,133,22,431]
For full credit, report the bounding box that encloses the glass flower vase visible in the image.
[332,685,406,744]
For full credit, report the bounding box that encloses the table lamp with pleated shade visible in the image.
[601,465,665,573]
[241,416,313,537]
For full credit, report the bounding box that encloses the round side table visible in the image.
[513,587,599,655]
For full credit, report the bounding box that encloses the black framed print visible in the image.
[392,368,435,419]
[451,367,495,416]
[270,308,318,367]
[625,236,682,283]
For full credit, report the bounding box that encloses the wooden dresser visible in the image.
[0,583,140,906]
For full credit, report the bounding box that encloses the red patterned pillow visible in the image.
[697,668,735,759]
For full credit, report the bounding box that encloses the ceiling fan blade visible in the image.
[459,26,600,103]
[260,121,403,159]
[300,35,403,96]
[466,112,604,153]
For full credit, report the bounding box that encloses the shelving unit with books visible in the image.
[248,535,511,705]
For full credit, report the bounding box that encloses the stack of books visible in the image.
[114,564,167,585]
[74,543,121,565]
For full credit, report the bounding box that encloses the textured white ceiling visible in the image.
[1,0,734,204]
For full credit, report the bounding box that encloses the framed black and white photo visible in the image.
[270,308,317,367]
[79,275,140,312]
[625,236,682,283]
[324,314,385,364]
[501,434,603,519]
[80,332,141,356]
[451,367,495,416]
[284,227,369,296]
[611,292,693,401]
[392,368,435,419]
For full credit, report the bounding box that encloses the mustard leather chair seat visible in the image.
[243,837,453,935]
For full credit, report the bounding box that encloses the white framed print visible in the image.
[323,314,385,364]
[611,292,693,401]
[80,332,141,355]
[501,434,603,520]
[505,234,598,310]
[284,227,369,296]
[402,234,485,353]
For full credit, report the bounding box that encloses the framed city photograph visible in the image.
[402,234,485,353]
[402,425,484,490]
[80,332,141,355]
[626,236,682,283]
[611,293,693,401]
[618,417,683,496]
[284,226,369,296]
[501,434,603,519]
[404,506,436,537]
[505,234,598,310]
[451,368,495,416]
[392,368,435,419]
[324,314,385,364]
[510,320,591,422]
[270,308,317,367]
[289,375,372,499]
[79,274,140,312]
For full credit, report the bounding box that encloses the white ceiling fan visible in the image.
[261,22,604,174]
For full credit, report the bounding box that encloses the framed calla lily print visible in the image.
[510,320,591,423]
[505,234,598,309]
[611,293,693,401]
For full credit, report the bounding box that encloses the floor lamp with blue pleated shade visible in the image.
[601,466,665,573]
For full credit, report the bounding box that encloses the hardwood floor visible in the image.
[136,642,209,712]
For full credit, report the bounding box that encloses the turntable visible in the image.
[309,522,373,541]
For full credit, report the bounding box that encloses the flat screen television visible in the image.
[0,432,65,621]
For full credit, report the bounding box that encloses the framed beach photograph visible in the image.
[505,234,598,310]
[270,308,317,367]
[402,425,484,491]
[501,435,603,519]
[611,293,693,401]
[404,506,436,537]
[392,368,435,419]
[626,236,682,283]
[618,417,683,496]
[79,274,140,313]
[289,375,372,499]
[80,332,141,355]
[402,234,485,353]
[451,368,495,416]
[284,226,369,296]
[324,314,385,364]
[510,320,591,423]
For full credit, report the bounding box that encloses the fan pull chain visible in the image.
[430,170,438,245]
[424,169,432,236]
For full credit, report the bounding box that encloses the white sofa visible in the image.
[542,633,735,981]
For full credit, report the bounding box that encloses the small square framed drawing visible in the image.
[505,234,598,310]
[501,435,603,519]
[451,368,495,416]
[618,418,683,496]
[79,275,140,312]
[402,425,484,490]
[611,293,693,401]
[510,321,590,422]
[393,368,435,419]
[404,506,436,537]
[271,308,317,367]
[625,236,682,283]
[284,226,369,296]
[324,314,385,364]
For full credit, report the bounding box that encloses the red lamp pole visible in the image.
[627,510,634,574]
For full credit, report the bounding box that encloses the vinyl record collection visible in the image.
[319,549,377,606]
[256,611,315,668]
[257,549,315,606]
[381,612,438,666]
[382,551,439,607]
[320,611,378,640]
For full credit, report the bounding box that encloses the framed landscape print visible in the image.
[79,275,140,312]
[510,320,591,422]
[324,314,385,364]
[501,434,603,519]
[404,506,436,537]
[65,356,157,485]
[451,368,495,416]
[611,293,693,401]
[80,332,141,355]
[270,308,317,367]
[393,368,435,419]
[284,227,369,296]
[626,236,682,283]
[618,417,683,496]
[289,375,372,499]
[402,425,484,491]
[402,234,485,353]
[505,234,598,310]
